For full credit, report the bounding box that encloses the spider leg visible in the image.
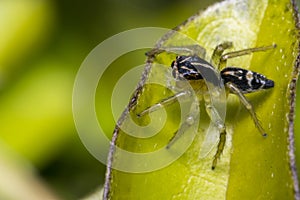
[146,45,206,59]
[226,82,267,137]
[210,41,233,68]
[166,100,199,149]
[137,90,194,149]
[204,98,227,170]
[218,44,276,70]
[137,90,191,117]
[212,127,226,170]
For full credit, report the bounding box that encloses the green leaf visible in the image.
[104,0,300,199]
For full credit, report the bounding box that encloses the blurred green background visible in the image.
[0,0,299,199]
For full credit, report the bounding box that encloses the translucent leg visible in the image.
[146,45,207,58]
[210,41,233,68]
[137,89,197,149]
[226,82,267,137]
[218,44,276,70]
[166,100,199,149]
[204,99,227,170]
[212,127,226,170]
[137,90,191,117]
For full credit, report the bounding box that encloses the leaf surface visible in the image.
[104,0,300,199]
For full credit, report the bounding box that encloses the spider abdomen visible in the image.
[221,67,274,93]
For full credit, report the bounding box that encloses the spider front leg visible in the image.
[226,82,267,137]
[137,89,197,150]
[137,90,191,117]
[166,99,199,149]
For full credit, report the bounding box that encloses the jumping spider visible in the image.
[138,42,276,169]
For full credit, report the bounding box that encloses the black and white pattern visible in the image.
[221,67,274,93]
[171,55,274,93]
